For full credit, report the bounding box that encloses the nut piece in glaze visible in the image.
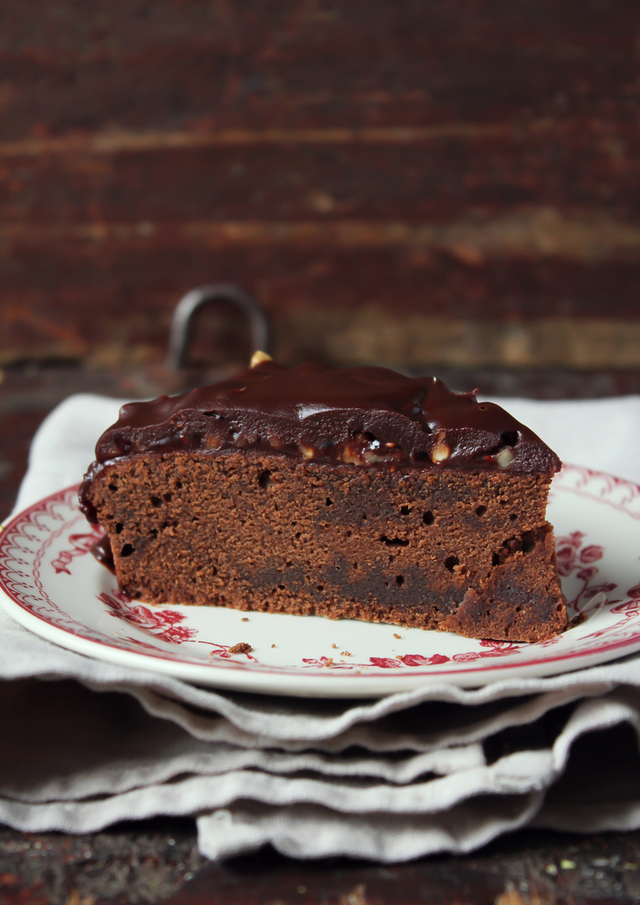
[250,350,272,368]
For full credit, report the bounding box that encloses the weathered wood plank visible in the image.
[4,235,640,316]
[5,210,640,265]
[2,239,640,367]
[1,119,640,224]
[0,0,638,371]
[0,0,638,137]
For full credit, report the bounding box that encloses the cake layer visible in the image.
[83,448,567,643]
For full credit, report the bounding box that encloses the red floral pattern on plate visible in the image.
[98,589,199,643]
[554,530,618,610]
[51,524,104,575]
[302,640,521,671]
[96,588,257,661]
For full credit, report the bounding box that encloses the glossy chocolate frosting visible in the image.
[82,361,561,487]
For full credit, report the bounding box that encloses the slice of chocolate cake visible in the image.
[80,359,567,642]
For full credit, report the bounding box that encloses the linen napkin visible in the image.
[1,392,640,862]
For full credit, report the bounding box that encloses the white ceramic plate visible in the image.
[1,464,640,697]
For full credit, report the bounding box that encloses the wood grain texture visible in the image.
[1,0,639,367]
[2,121,640,224]
[0,0,639,136]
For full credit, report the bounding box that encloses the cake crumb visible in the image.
[241,617,249,622]
[341,651,351,657]
[393,633,401,639]
[271,643,276,648]
[228,642,252,654]
[331,643,338,649]
[325,658,334,667]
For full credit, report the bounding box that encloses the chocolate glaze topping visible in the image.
[90,534,115,573]
[80,362,561,522]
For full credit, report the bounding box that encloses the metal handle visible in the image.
[167,284,271,371]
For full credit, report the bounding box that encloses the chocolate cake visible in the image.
[80,358,567,642]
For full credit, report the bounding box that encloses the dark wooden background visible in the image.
[2,0,640,374]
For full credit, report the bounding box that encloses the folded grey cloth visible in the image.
[1,393,640,861]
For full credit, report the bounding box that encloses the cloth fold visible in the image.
[1,392,640,861]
